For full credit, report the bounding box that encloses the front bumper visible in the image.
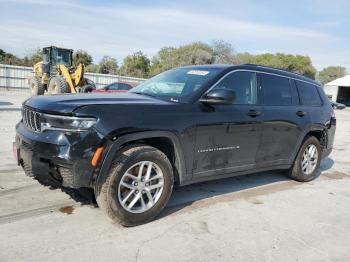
[15,121,104,188]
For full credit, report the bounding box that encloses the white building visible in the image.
[324,75,350,104]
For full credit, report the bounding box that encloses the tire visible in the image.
[80,78,96,93]
[48,76,70,94]
[80,84,95,93]
[84,78,96,89]
[288,136,322,182]
[95,145,174,226]
[30,76,45,96]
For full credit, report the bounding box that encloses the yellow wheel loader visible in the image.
[30,46,96,96]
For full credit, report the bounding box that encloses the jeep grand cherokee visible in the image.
[14,64,336,226]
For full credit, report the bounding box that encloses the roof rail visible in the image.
[241,63,315,81]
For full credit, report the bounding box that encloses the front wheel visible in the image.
[288,136,321,182]
[48,76,70,94]
[95,145,174,226]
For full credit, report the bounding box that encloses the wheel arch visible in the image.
[97,131,187,187]
[291,124,328,163]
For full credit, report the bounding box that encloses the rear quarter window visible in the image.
[296,81,322,106]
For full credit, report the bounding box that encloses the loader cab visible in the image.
[42,46,73,73]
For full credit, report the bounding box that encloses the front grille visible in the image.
[22,107,41,132]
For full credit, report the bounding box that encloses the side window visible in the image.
[296,81,322,106]
[119,83,132,90]
[262,74,292,106]
[214,71,257,104]
[108,84,119,90]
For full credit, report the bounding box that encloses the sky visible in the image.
[0,0,349,71]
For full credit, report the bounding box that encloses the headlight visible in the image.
[41,114,97,132]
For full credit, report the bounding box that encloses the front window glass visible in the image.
[106,83,119,90]
[213,71,257,104]
[130,68,222,102]
[119,83,132,90]
[52,48,71,67]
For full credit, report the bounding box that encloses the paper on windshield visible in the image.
[187,70,209,76]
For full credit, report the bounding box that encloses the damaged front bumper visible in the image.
[14,121,103,188]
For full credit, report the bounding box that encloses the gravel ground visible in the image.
[0,90,350,262]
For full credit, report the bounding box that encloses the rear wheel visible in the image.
[288,136,321,182]
[48,76,70,94]
[30,76,45,96]
[95,145,174,226]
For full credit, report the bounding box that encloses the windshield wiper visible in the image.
[132,92,159,99]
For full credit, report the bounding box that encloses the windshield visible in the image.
[51,48,72,67]
[130,67,222,102]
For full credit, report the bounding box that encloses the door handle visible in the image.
[296,111,307,117]
[247,110,262,117]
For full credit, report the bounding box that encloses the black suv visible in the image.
[14,64,336,226]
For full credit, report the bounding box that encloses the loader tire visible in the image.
[81,84,95,93]
[80,78,96,93]
[48,76,70,94]
[30,76,45,96]
[84,78,96,88]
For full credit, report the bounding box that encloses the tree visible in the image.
[0,48,21,65]
[119,51,150,78]
[237,53,317,79]
[99,56,118,74]
[85,64,100,73]
[150,42,215,76]
[317,66,347,85]
[176,42,214,66]
[73,50,93,66]
[21,49,43,67]
[149,47,178,76]
[212,40,238,64]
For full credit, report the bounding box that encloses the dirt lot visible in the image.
[1,90,350,262]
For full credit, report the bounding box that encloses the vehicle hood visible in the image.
[24,93,172,114]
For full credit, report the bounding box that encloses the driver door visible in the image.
[193,71,263,178]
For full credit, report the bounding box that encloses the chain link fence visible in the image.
[0,64,145,92]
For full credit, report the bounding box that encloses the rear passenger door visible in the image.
[256,73,308,165]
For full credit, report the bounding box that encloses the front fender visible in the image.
[96,131,187,188]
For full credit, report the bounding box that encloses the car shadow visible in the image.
[36,179,97,206]
[0,102,13,106]
[49,157,335,217]
[160,157,335,219]
[320,157,334,171]
[160,171,290,219]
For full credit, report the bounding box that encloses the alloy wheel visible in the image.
[301,144,318,175]
[118,161,164,213]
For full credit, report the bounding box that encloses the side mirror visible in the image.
[200,89,235,105]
